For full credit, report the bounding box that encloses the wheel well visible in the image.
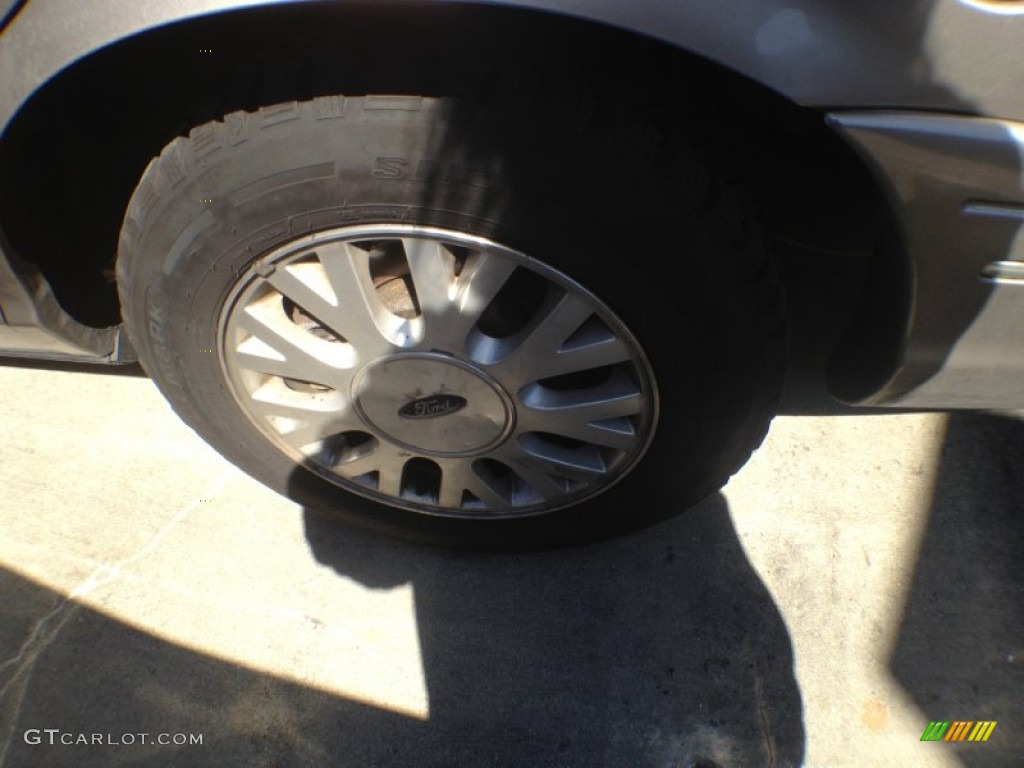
[0,0,895,392]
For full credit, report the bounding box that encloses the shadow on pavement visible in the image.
[0,494,804,767]
[302,492,805,767]
[889,412,1024,763]
[0,563,413,768]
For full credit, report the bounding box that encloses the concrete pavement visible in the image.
[0,358,1021,767]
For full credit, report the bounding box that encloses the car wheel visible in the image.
[117,95,786,547]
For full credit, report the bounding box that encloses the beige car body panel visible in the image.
[0,0,1023,405]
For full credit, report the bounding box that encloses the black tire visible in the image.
[117,94,786,548]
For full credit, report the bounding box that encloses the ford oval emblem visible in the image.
[398,394,468,420]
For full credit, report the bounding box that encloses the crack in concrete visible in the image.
[753,660,778,768]
[0,472,233,767]
[0,599,81,768]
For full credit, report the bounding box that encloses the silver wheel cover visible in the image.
[219,225,658,518]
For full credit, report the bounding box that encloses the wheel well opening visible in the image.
[0,0,896,397]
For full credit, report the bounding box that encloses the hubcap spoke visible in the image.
[489,453,570,501]
[242,382,363,452]
[233,301,353,387]
[518,368,645,421]
[455,251,517,325]
[248,396,346,422]
[333,441,409,497]
[406,242,517,354]
[436,251,518,352]
[532,329,633,380]
[276,411,365,454]
[403,238,456,316]
[435,459,507,510]
[317,241,407,354]
[520,389,645,423]
[263,261,345,337]
[485,292,601,387]
[518,413,640,452]
[512,437,609,479]
[521,292,593,357]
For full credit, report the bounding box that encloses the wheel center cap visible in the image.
[352,353,514,456]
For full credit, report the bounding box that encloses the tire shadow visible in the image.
[0,493,804,767]
[301,492,805,767]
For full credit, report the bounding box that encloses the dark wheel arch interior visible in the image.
[0,0,896,396]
